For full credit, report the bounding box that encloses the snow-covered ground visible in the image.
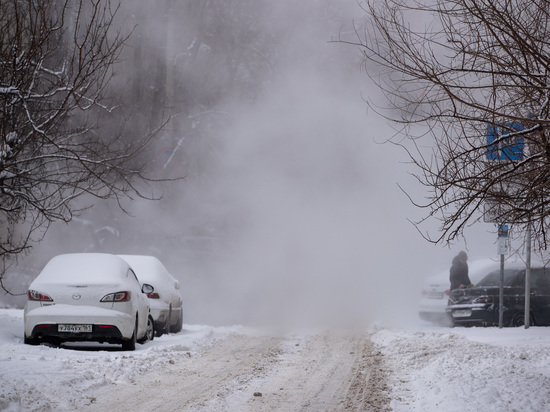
[375,324,550,411]
[1,308,550,411]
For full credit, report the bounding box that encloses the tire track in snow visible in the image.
[342,334,392,411]
[83,330,391,411]
[83,332,285,412]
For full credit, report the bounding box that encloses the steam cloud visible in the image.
[19,0,498,329]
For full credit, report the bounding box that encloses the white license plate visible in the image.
[452,309,472,318]
[58,324,92,333]
[428,291,444,299]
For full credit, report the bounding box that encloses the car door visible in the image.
[529,268,550,325]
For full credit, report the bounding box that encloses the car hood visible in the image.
[449,287,499,304]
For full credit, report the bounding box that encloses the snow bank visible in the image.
[0,309,243,411]
[371,324,550,411]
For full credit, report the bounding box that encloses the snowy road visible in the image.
[4,308,550,411]
[82,330,391,412]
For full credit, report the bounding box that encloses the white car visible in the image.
[119,255,183,336]
[24,253,154,350]
[418,259,501,325]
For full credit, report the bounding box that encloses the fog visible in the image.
[156,0,499,329]
[10,0,500,329]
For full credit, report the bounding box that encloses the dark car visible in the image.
[446,266,550,327]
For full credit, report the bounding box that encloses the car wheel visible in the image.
[24,336,39,346]
[122,318,137,351]
[166,306,172,334]
[147,315,155,341]
[138,315,155,344]
[509,312,532,327]
[155,322,164,338]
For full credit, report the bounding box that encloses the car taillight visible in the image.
[444,289,450,296]
[100,291,131,302]
[146,292,160,299]
[28,290,53,302]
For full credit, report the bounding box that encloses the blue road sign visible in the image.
[487,122,524,161]
[498,224,509,238]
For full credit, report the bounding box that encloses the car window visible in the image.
[489,268,550,288]
[532,268,550,289]
[477,269,522,287]
[508,271,525,287]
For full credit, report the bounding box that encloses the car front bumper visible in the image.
[446,303,495,325]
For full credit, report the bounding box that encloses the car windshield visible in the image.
[476,269,522,287]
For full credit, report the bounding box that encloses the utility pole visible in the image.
[497,224,509,329]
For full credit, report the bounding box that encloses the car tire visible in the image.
[138,315,155,344]
[122,318,137,351]
[509,312,532,327]
[166,306,172,334]
[24,336,39,346]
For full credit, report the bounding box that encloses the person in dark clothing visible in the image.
[449,251,471,290]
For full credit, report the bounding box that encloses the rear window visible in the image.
[36,253,128,285]
[476,269,522,287]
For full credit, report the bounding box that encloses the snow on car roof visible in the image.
[118,255,172,282]
[32,253,130,285]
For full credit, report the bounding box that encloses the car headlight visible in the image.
[473,295,493,304]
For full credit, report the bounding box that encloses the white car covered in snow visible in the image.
[119,255,183,336]
[24,253,154,350]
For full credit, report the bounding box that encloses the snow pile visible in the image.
[371,325,550,411]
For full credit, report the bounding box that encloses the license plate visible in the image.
[452,309,472,318]
[58,324,92,333]
[428,291,444,299]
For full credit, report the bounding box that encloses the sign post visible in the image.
[485,122,524,329]
[524,225,532,329]
[498,224,509,328]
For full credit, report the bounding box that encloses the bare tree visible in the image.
[347,0,550,250]
[0,0,160,285]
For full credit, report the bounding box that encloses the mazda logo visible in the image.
[72,294,81,300]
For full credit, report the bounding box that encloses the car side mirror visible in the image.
[142,284,154,294]
[174,280,180,290]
